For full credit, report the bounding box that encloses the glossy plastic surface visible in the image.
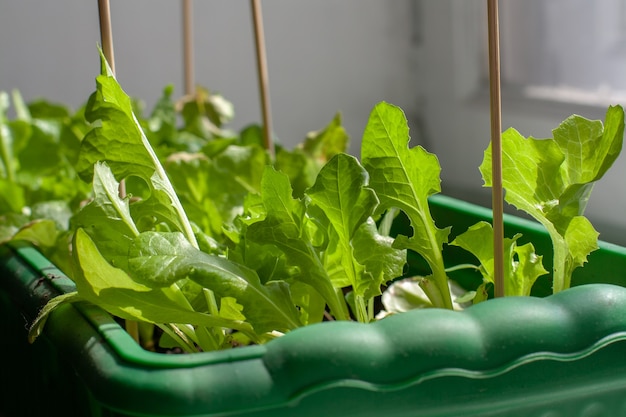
[2,195,626,417]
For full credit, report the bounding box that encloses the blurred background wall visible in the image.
[0,1,416,156]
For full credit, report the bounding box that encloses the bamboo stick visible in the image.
[487,0,505,298]
[97,0,139,343]
[97,0,124,199]
[182,0,194,96]
[97,0,116,75]
[250,0,275,159]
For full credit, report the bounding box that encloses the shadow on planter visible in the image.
[2,195,626,417]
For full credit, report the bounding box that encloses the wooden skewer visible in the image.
[182,0,194,96]
[97,0,124,199]
[250,0,275,159]
[487,0,505,298]
[97,0,116,75]
[97,0,139,342]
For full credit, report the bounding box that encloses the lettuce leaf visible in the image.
[71,229,253,334]
[246,167,349,321]
[307,153,405,321]
[450,221,548,298]
[480,106,624,292]
[127,231,301,334]
[361,102,452,309]
[76,48,197,248]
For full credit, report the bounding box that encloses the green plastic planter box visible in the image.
[2,195,626,417]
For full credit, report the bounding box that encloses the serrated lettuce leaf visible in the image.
[361,102,452,308]
[246,167,349,320]
[481,105,624,292]
[307,153,405,320]
[307,154,377,296]
[451,221,548,297]
[77,49,197,248]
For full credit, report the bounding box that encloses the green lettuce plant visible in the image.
[4,50,624,352]
[0,90,91,273]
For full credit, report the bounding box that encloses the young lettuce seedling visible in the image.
[30,51,408,350]
[361,102,454,309]
[364,102,624,311]
[27,50,625,351]
[481,106,624,293]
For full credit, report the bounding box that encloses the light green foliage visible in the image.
[275,112,349,198]
[179,86,235,140]
[71,162,139,269]
[245,167,350,321]
[17,48,624,351]
[127,231,301,334]
[480,106,624,292]
[76,49,197,248]
[361,102,452,309]
[174,143,267,238]
[26,51,406,349]
[307,153,405,321]
[0,89,90,258]
[0,89,89,213]
[451,221,548,299]
[72,229,254,334]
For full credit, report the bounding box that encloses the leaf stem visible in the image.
[333,287,351,321]
[354,294,368,323]
[445,263,481,273]
[430,261,454,310]
[0,125,14,182]
[158,323,198,353]
[0,93,15,182]
[420,210,454,310]
[367,297,375,322]
[125,320,140,344]
[378,207,399,237]
[132,111,199,249]
[551,239,568,293]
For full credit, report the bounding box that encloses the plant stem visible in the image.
[418,276,447,309]
[125,320,140,344]
[552,237,568,293]
[0,98,15,182]
[354,294,368,323]
[367,297,375,322]
[420,211,454,309]
[334,287,351,321]
[132,112,199,249]
[378,207,398,236]
[158,323,197,353]
[445,263,481,273]
[196,326,221,352]
[430,258,454,310]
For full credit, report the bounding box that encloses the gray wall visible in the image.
[0,1,416,155]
